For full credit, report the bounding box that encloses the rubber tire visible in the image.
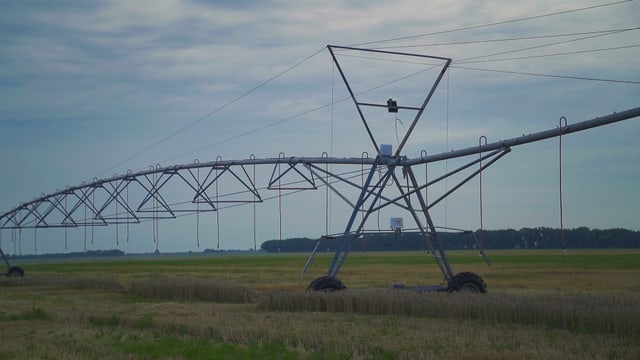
[307,276,347,292]
[447,272,487,294]
[6,266,25,277]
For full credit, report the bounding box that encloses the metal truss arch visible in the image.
[1,44,639,291]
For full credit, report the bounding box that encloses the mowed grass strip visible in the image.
[127,277,256,303]
[13,249,640,293]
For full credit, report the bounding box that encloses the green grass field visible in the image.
[1,249,639,359]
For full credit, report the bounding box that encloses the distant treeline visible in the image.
[5,249,125,260]
[4,228,637,258]
[260,227,640,252]
[4,248,245,260]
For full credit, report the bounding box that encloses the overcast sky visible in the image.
[1,0,639,255]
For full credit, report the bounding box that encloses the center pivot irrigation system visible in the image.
[1,45,639,292]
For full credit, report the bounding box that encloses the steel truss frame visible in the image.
[1,45,639,288]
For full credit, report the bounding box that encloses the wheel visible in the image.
[6,266,25,277]
[307,276,347,292]
[447,272,487,294]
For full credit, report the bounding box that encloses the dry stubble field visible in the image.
[0,249,639,359]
